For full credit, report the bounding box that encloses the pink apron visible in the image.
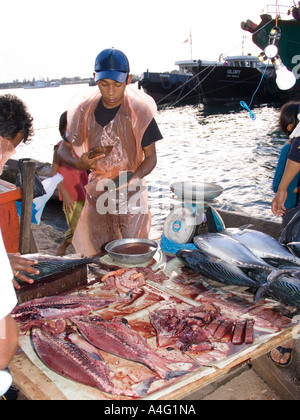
[66,86,157,257]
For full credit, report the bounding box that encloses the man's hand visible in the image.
[75,151,105,171]
[272,190,287,217]
[8,254,40,290]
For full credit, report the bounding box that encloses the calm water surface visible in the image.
[0,85,285,234]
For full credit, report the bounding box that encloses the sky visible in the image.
[0,0,295,83]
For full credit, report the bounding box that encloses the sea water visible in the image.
[0,84,285,235]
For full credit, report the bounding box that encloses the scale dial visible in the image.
[163,205,205,244]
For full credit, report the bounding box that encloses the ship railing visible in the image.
[262,4,295,19]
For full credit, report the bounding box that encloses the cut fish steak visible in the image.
[150,304,220,351]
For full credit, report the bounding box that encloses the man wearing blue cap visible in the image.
[58,48,163,256]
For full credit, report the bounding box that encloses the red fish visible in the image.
[12,294,131,328]
[31,327,138,397]
[71,316,198,380]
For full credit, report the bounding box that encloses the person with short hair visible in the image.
[0,94,38,396]
[272,102,300,217]
[58,48,163,257]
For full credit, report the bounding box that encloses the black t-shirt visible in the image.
[288,137,300,163]
[94,99,163,148]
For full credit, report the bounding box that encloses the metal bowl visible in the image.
[105,238,158,265]
[170,181,223,201]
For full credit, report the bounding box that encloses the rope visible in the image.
[170,66,218,107]
[276,0,279,27]
[240,63,269,121]
[240,101,257,121]
[155,16,281,109]
[156,64,219,106]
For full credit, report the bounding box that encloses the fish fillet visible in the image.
[31,327,138,397]
[71,316,197,380]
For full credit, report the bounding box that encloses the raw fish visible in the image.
[71,315,198,380]
[150,304,219,350]
[15,254,97,283]
[31,327,138,397]
[193,233,274,272]
[221,228,300,266]
[177,249,259,288]
[12,293,132,327]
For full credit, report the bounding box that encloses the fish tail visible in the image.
[133,377,156,397]
[165,370,193,380]
[254,269,295,304]
[149,352,199,381]
[254,284,268,304]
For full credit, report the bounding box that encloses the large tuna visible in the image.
[221,227,300,267]
[177,249,260,289]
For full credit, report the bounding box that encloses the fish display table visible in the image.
[9,253,300,400]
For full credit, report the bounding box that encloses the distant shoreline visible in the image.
[0,75,141,90]
[0,77,94,90]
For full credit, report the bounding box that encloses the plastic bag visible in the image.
[16,158,46,199]
[16,173,64,225]
[32,173,64,224]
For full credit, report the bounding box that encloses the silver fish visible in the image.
[177,249,260,289]
[193,233,273,272]
[221,228,300,267]
[192,233,295,303]
[176,249,294,306]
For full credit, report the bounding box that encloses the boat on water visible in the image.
[139,3,300,107]
[24,80,48,89]
[139,55,282,107]
[24,80,61,89]
[138,70,201,106]
[242,2,300,99]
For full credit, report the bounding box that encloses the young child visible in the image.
[273,101,300,228]
[51,112,88,255]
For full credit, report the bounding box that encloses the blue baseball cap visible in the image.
[94,48,130,83]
